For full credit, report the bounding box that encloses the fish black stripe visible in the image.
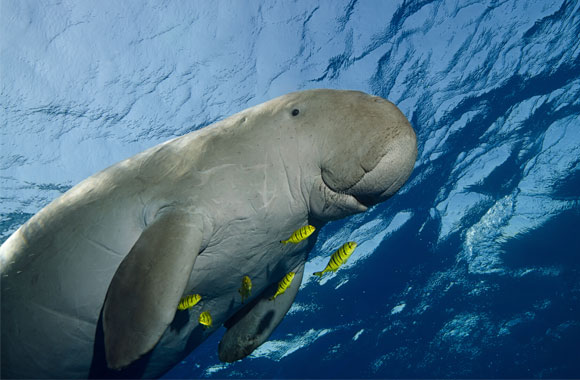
[331,255,340,268]
[330,255,337,268]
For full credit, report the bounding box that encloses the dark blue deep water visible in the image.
[1,0,579,378]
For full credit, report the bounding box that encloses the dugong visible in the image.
[0,89,417,378]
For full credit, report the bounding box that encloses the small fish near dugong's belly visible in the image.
[0,89,417,379]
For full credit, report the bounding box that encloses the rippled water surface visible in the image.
[2,0,579,378]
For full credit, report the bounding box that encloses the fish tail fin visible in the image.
[269,296,275,301]
[280,240,288,244]
[313,271,323,277]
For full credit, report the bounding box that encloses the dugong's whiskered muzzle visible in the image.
[346,130,417,207]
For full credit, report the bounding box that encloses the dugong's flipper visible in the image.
[103,210,204,370]
[218,263,305,362]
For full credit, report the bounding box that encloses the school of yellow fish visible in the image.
[313,241,357,277]
[177,294,202,310]
[198,311,212,328]
[269,272,295,301]
[238,275,252,304]
[175,224,358,330]
[280,225,316,244]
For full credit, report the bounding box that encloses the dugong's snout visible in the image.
[348,123,417,207]
[338,93,417,208]
[308,91,417,221]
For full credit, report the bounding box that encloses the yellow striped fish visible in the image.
[269,272,296,300]
[313,242,357,277]
[177,294,202,310]
[239,275,252,304]
[280,225,316,244]
[198,311,212,328]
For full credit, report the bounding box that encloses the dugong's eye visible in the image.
[291,109,300,116]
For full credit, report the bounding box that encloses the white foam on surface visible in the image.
[249,328,333,361]
[462,115,580,274]
[352,329,365,341]
[436,141,513,241]
[391,303,406,315]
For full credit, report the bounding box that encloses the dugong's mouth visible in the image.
[341,144,416,209]
[351,193,373,208]
[331,177,375,209]
[318,160,393,213]
[347,170,408,208]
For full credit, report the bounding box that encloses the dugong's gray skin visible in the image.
[0,89,417,378]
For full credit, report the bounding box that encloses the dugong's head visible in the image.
[271,89,417,221]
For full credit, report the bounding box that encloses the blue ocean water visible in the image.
[1,0,579,378]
